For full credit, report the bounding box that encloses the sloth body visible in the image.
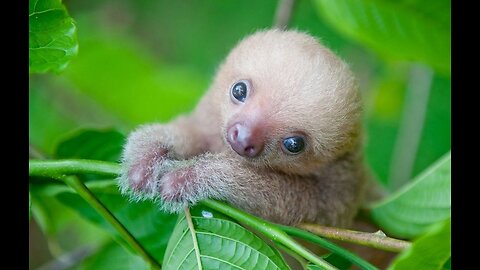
[119,29,367,227]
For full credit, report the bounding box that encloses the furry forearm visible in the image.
[157,152,360,226]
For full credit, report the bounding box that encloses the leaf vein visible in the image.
[175,248,195,270]
[165,220,190,268]
[197,231,282,269]
[29,8,64,17]
[200,255,247,270]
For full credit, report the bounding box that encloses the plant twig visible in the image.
[201,199,337,270]
[298,223,411,253]
[277,225,378,270]
[184,206,203,270]
[273,0,297,29]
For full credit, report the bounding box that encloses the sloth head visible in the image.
[211,29,362,175]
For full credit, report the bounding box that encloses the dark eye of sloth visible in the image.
[231,80,248,103]
[282,136,305,154]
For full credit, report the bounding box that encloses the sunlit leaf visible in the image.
[388,219,450,270]
[312,0,450,74]
[29,0,78,73]
[163,206,291,270]
[371,152,450,238]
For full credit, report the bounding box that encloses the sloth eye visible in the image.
[282,136,305,154]
[231,81,248,103]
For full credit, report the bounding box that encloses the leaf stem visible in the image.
[298,223,410,253]
[277,225,378,270]
[201,199,337,270]
[184,206,203,270]
[29,160,161,270]
[29,159,121,178]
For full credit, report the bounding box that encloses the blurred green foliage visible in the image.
[29,0,450,269]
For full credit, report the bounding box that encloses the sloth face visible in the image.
[211,30,362,174]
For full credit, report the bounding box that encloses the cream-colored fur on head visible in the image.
[118,29,367,227]
[210,29,362,174]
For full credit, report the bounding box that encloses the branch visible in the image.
[273,0,297,29]
[298,223,411,253]
[277,225,378,270]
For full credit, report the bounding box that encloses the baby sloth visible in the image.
[119,29,367,227]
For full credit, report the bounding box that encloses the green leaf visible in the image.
[323,253,352,270]
[29,0,78,73]
[308,253,352,270]
[79,241,149,270]
[312,0,450,74]
[163,206,291,270]
[55,129,125,162]
[55,180,177,263]
[371,151,451,238]
[388,218,450,270]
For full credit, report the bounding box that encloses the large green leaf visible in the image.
[163,206,291,270]
[371,152,450,238]
[312,0,450,74]
[55,129,125,162]
[29,0,78,73]
[388,218,450,270]
[79,241,149,270]
[55,180,177,263]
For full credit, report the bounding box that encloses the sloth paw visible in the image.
[127,148,168,192]
[159,167,197,203]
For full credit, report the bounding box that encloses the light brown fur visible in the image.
[119,29,367,227]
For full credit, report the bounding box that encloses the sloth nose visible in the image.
[227,123,264,158]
